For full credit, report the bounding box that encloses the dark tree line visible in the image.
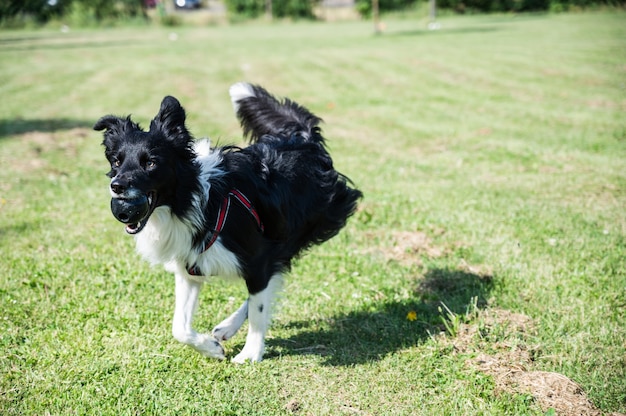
[0,0,146,24]
[357,0,623,15]
[1,0,623,25]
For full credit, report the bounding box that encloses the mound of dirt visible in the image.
[476,352,604,416]
[362,230,445,267]
[443,309,624,416]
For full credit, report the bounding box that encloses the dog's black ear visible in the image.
[94,115,125,132]
[150,96,189,141]
[94,115,140,135]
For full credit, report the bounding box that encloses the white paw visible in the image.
[195,334,226,360]
[232,347,264,364]
[212,324,238,342]
[212,300,248,341]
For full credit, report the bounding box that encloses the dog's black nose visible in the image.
[110,178,128,195]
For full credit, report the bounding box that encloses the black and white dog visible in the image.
[94,83,362,363]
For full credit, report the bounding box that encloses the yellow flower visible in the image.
[406,310,417,321]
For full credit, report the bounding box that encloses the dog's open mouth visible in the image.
[125,219,146,235]
[110,191,158,235]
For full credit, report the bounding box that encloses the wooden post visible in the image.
[266,0,273,20]
[372,0,380,34]
[428,0,440,30]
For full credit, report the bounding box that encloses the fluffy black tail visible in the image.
[229,83,323,143]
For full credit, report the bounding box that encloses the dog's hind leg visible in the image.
[232,274,283,363]
[172,273,225,359]
[212,300,249,341]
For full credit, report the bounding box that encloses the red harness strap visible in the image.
[187,188,264,276]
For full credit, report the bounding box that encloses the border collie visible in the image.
[94,83,362,363]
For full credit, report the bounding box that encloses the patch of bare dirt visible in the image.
[362,231,497,285]
[481,364,605,416]
[442,309,623,416]
[285,399,301,413]
[389,231,444,265]
[363,230,447,267]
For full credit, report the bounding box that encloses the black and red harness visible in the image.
[187,188,264,276]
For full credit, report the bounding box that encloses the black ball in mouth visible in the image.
[110,195,151,234]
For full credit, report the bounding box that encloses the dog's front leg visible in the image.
[172,273,225,359]
[232,274,283,364]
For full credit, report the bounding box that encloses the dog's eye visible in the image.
[112,159,121,167]
[146,160,156,169]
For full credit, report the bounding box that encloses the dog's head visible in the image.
[94,96,197,234]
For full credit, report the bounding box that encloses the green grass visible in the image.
[1,11,625,415]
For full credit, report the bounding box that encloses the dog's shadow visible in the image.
[268,268,494,366]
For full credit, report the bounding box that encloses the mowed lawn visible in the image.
[1,11,625,415]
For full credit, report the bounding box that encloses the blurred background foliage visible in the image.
[0,0,624,28]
